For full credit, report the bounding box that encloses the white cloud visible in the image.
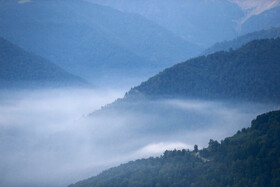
[18,0,32,4]
[136,142,193,157]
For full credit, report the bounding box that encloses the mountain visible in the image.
[232,0,280,26]
[125,38,280,103]
[204,27,280,55]
[0,0,201,82]
[88,0,244,47]
[240,5,280,35]
[69,110,280,187]
[0,37,86,88]
[89,0,280,47]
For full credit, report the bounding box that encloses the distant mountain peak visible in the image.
[230,0,280,28]
[231,0,280,13]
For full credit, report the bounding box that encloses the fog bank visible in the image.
[0,88,277,186]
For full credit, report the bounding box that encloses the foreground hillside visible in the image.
[69,110,280,187]
[0,37,86,88]
[127,38,280,103]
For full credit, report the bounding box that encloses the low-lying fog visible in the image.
[0,88,277,187]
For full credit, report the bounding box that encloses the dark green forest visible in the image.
[127,38,280,103]
[69,110,280,187]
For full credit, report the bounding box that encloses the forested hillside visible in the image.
[127,38,280,103]
[0,37,86,88]
[204,27,280,55]
[69,110,280,187]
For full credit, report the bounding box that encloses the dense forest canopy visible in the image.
[127,38,280,103]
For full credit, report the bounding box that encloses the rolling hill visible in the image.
[0,37,86,88]
[69,110,280,187]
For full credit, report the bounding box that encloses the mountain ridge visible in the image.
[203,27,280,55]
[0,0,201,81]
[88,0,280,47]
[0,37,87,88]
[125,38,280,103]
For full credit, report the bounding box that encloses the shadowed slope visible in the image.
[0,37,87,88]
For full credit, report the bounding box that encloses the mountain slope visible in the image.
[89,0,280,47]
[0,0,201,81]
[204,27,280,55]
[89,0,243,47]
[0,37,86,88]
[126,38,280,103]
[232,0,280,26]
[69,110,280,187]
[240,6,280,35]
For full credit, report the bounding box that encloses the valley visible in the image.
[0,0,280,186]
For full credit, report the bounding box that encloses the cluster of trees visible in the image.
[128,38,280,103]
[69,110,280,187]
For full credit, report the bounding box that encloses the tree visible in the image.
[194,145,198,152]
